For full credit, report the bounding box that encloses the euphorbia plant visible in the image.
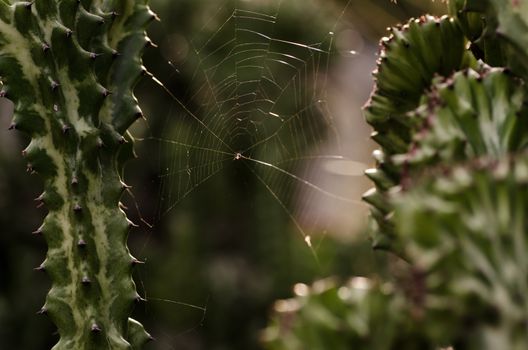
[264,1,528,349]
[0,1,155,348]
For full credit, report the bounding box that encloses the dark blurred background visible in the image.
[0,1,445,349]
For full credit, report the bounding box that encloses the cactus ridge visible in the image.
[450,0,528,80]
[362,15,470,250]
[400,65,528,177]
[0,1,155,348]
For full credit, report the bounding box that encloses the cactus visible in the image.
[265,1,528,349]
[0,1,155,348]
[263,278,433,350]
[364,3,528,347]
[362,15,471,251]
[394,157,528,349]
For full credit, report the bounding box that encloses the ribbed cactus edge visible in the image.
[0,1,155,348]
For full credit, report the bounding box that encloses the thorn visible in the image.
[71,176,79,186]
[145,38,158,48]
[91,323,101,333]
[27,164,34,173]
[73,204,82,212]
[111,50,120,59]
[50,80,59,91]
[32,227,43,235]
[42,43,50,52]
[147,335,155,342]
[35,193,45,202]
[77,239,87,248]
[121,182,132,190]
[89,52,100,60]
[8,123,16,130]
[102,88,111,97]
[119,202,128,210]
[82,276,91,285]
[134,294,146,303]
[150,12,160,22]
[134,111,144,120]
[118,136,127,144]
[66,29,73,38]
[24,1,32,9]
[37,307,48,315]
[110,11,119,20]
[128,220,139,228]
[96,138,104,148]
[62,124,71,134]
[34,264,45,272]
[131,258,144,265]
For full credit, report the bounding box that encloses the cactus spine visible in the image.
[0,1,155,348]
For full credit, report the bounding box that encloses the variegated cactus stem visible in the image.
[0,1,156,348]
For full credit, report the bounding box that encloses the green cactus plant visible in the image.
[265,0,528,349]
[263,277,434,350]
[362,14,472,251]
[0,1,155,348]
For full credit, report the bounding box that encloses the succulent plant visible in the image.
[0,1,155,348]
[263,277,433,350]
[266,1,528,349]
[394,157,528,350]
[362,15,471,250]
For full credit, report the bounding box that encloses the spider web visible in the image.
[138,0,365,260]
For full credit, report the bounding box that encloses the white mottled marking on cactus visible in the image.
[31,103,86,337]
[108,1,134,48]
[0,19,41,91]
[57,70,95,137]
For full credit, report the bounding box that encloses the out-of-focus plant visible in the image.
[264,1,528,348]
